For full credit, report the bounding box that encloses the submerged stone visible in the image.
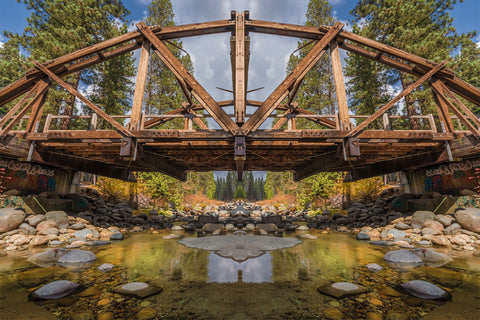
[383,249,422,265]
[319,282,368,298]
[400,280,450,300]
[57,249,97,265]
[30,280,79,300]
[98,263,115,272]
[366,263,383,272]
[112,282,161,298]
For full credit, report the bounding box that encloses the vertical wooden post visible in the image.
[233,11,247,124]
[330,39,351,130]
[90,113,98,130]
[427,114,437,132]
[130,40,150,130]
[43,114,53,132]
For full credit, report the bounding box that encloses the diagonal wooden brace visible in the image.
[241,22,344,135]
[137,22,239,135]
[347,60,447,137]
[34,61,132,137]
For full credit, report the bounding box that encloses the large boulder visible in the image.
[444,223,461,235]
[30,280,79,300]
[400,280,450,300]
[411,248,453,265]
[27,248,68,266]
[45,211,69,229]
[57,249,97,265]
[411,211,435,229]
[201,223,226,235]
[74,228,99,240]
[0,208,26,233]
[26,214,45,227]
[383,249,422,265]
[36,220,57,233]
[454,208,480,233]
[19,223,36,235]
[253,223,278,235]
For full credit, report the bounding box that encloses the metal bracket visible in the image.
[347,137,361,157]
[120,137,133,157]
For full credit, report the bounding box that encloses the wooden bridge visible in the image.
[1,11,480,182]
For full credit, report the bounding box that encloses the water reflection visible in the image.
[208,252,272,283]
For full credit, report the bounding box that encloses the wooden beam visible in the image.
[348,61,447,137]
[241,22,344,135]
[130,40,151,130]
[0,80,50,139]
[33,61,132,137]
[294,151,341,181]
[26,79,51,133]
[136,146,186,181]
[440,82,480,128]
[136,22,240,135]
[0,84,39,129]
[232,11,248,124]
[330,39,351,130]
[431,83,480,138]
[430,79,454,133]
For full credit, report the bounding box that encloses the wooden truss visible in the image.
[1,11,480,181]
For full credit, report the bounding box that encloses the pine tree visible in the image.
[347,0,468,129]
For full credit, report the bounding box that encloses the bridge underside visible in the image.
[1,11,480,181]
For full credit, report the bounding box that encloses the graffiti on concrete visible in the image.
[0,160,56,194]
[424,160,479,194]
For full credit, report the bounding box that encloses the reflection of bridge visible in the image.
[1,11,479,181]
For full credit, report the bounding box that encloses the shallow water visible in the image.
[0,230,479,319]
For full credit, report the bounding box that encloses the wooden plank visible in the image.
[440,82,480,128]
[330,39,351,130]
[431,81,454,133]
[33,61,132,137]
[233,11,247,124]
[0,86,38,129]
[137,22,240,135]
[348,61,447,137]
[130,40,151,130]
[241,22,344,135]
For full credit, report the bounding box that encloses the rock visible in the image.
[356,232,370,240]
[451,234,470,246]
[45,211,69,229]
[383,249,423,265]
[112,282,161,299]
[411,211,435,229]
[254,223,278,234]
[432,235,450,246]
[370,240,395,246]
[85,240,110,246]
[421,227,441,236]
[10,234,29,246]
[98,263,114,272]
[26,214,45,227]
[400,280,450,300]
[17,266,63,288]
[296,225,309,231]
[458,189,477,196]
[30,236,49,246]
[0,208,26,233]
[435,214,454,227]
[40,227,59,236]
[225,224,236,231]
[395,241,414,249]
[97,312,114,320]
[423,219,444,232]
[201,223,225,234]
[244,223,255,231]
[163,234,185,240]
[57,249,97,265]
[3,189,21,196]
[27,248,68,266]
[30,280,79,300]
[19,223,36,235]
[295,234,318,240]
[70,223,85,230]
[395,223,410,230]
[381,228,406,240]
[110,232,124,240]
[366,263,383,272]
[444,223,461,235]
[412,248,453,265]
[417,240,431,246]
[322,308,344,320]
[36,220,57,233]
[454,208,480,233]
[171,226,184,231]
[65,241,85,249]
[74,228,99,240]
[319,282,368,298]
[136,308,157,320]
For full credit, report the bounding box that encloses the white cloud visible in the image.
[476,36,480,48]
[0,35,4,48]
[135,0,151,5]
[329,0,345,5]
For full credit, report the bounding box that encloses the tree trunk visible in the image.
[400,73,419,130]
[60,74,81,130]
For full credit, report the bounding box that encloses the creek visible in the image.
[0,230,479,319]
